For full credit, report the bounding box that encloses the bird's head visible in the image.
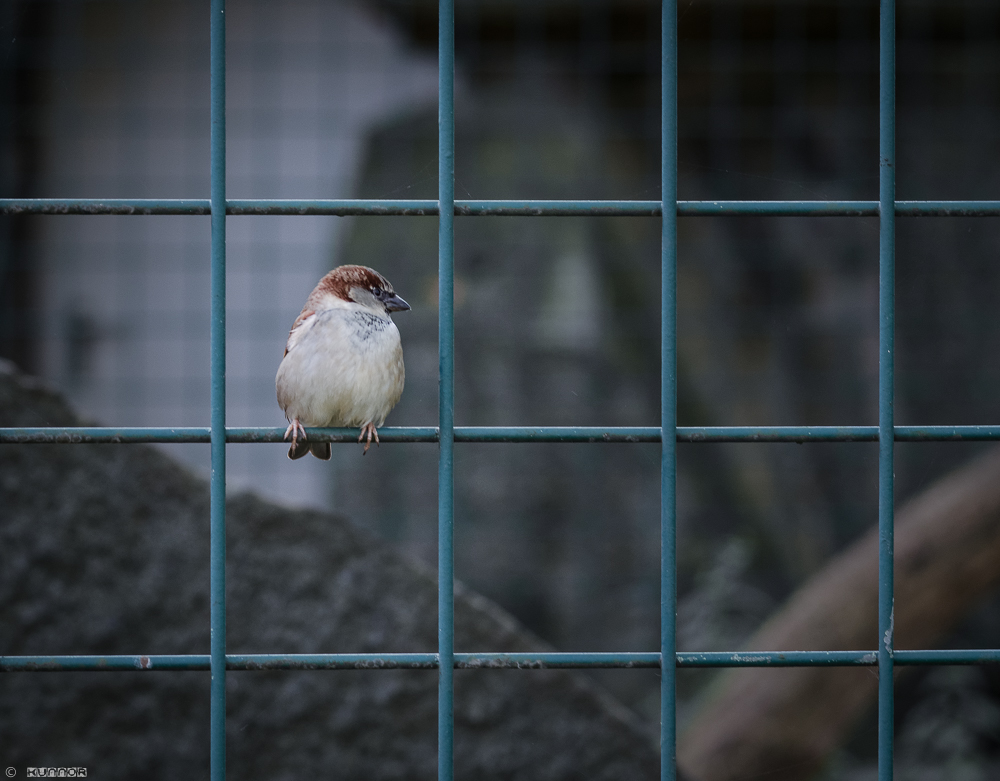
[317,265,410,316]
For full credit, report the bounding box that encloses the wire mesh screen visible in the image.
[2,0,1000,779]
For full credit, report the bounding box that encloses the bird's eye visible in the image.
[371,286,383,298]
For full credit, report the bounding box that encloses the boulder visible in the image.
[0,361,657,780]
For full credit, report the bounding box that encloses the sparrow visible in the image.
[276,264,409,459]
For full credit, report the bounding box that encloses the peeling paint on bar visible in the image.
[4,199,1000,217]
[5,649,999,672]
[0,199,212,214]
[228,654,439,670]
[8,424,1000,445]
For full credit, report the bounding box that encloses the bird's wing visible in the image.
[283,308,315,357]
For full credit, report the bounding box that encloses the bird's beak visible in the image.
[384,294,410,312]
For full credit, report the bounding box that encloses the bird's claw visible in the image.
[358,423,380,455]
[284,419,307,449]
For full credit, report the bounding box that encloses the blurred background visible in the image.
[2,0,1000,777]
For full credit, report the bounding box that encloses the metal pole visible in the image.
[438,0,456,779]
[878,0,895,778]
[209,0,227,779]
[661,1,678,779]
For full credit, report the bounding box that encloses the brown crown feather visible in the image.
[310,265,395,305]
[284,266,397,357]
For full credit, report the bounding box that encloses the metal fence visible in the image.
[3,1,1000,780]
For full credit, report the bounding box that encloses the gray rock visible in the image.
[0,361,657,779]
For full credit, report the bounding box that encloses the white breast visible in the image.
[275,308,405,428]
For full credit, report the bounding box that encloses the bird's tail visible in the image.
[287,437,330,460]
[310,442,332,460]
[287,439,311,460]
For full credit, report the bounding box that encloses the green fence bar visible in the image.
[6,648,1000,673]
[661,0,678,779]
[438,0,456,779]
[11,424,1000,445]
[209,0,227,779]
[6,198,1000,216]
[878,0,896,778]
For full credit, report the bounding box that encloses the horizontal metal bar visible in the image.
[230,199,438,216]
[893,649,1000,664]
[3,199,1000,217]
[895,201,1000,216]
[0,427,213,443]
[230,654,438,670]
[5,425,1000,444]
[459,653,662,669]
[4,649,999,672]
[679,201,877,217]
[894,425,1000,441]
[1,655,211,671]
[0,199,213,215]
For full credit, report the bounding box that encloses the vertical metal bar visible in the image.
[878,0,895,779]
[661,1,678,780]
[437,0,456,780]
[209,0,227,779]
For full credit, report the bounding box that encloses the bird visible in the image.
[276,264,409,459]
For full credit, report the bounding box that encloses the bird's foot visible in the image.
[284,419,307,449]
[358,423,380,455]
